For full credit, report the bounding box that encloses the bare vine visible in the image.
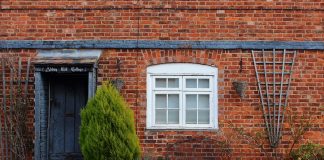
[0,52,31,159]
[227,108,315,160]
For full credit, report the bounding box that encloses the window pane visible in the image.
[198,79,209,88]
[156,109,167,124]
[198,94,209,109]
[156,78,167,88]
[168,94,179,108]
[168,109,179,124]
[168,78,179,88]
[155,94,167,108]
[186,79,197,88]
[186,94,197,109]
[186,110,197,124]
[198,110,210,124]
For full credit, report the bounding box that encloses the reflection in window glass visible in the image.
[198,110,209,124]
[168,110,179,124]
[186,110,197,124]
[168,94,179,108]
[168,78,179,88]
[198,79,209,88]
[156,78,167,88]
[198,95,209,109]
[156,109,167,124]
[186,94,197,109]
[186,79,197,88]
[155,94,167,108]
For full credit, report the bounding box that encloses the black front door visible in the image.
[48,74,88,160]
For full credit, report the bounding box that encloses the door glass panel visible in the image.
[156,78,167,88]
[198,79,209,88]
[156,109,167,124]
[198,110,210,124]
[186,79,197,88]
[155,94,167,108]
[198,94,209,109]
[186,110,197,124]
[186,94,197,109]
[168,109,179,124]
[168,78,179,88]
[168,94,179,108]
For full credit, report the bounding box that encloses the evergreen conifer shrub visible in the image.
[79,83,141,160]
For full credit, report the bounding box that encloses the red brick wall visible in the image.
[97,49,323,159]
[1,2,324,41]
[0,49,322,159]
[1,0,324,9]
[0,0,323,159]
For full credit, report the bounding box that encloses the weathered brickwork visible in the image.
[1,8,324,41]
[0,0,323,159]
[1,0,324,10]
[96,49,323,159]
[0,48,323,159]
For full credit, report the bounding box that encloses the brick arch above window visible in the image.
[142,49,221,67]
[146,63,218,130]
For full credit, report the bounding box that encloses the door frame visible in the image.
[34,49,101,160]
[34,65,96,160]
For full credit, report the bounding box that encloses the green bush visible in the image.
[79,83,141,160]
[290,142,324,160]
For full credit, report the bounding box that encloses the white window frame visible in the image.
[183,92,213,128]
[153,76,182,91]
[183,76,213,92]
[147,63,218,130]
[153,91,182,127]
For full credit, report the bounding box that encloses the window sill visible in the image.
[145,127,219,132]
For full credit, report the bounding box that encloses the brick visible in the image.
[0,1,323,159]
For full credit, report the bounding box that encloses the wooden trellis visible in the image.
[252,49,297,147]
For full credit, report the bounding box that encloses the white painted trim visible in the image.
[147,63,217,75]
[214,68,218,129]
[147,63,218,130]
